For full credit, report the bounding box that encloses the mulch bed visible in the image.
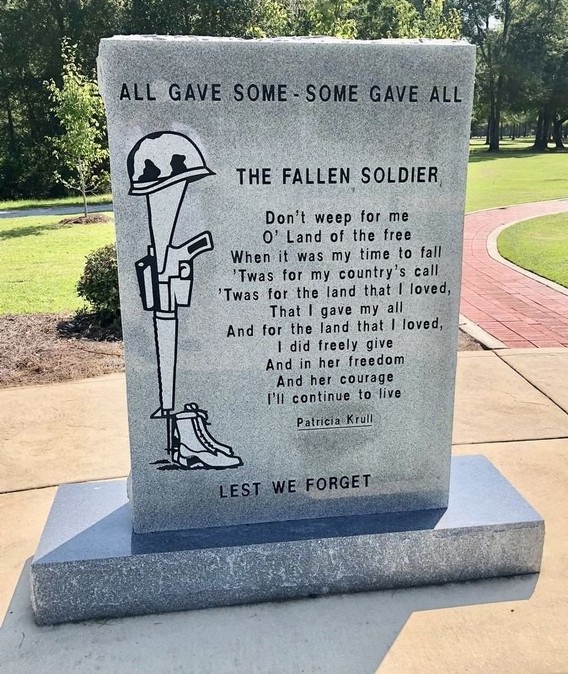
[0,314,482,389]
[58,214,112,225]
[459,329,485,351]
[0,313,124,388]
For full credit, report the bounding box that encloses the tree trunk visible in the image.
[487,74,502,152]
[81,176,88,218]
[48,0,67,37]
[533,108,551,151]
[488,99,500,152]
[4,92,16,150]
[553,116,567,149]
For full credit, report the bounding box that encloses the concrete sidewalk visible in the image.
[1,350,567,673]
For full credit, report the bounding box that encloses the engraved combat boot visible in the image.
[170,404,243,470]
[183,402,236,456]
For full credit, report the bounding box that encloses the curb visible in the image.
[486,210,568,298]
[459,314,505,350]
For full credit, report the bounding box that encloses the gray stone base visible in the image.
[30,455,544,625]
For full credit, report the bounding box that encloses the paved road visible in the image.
[0,203,113,219]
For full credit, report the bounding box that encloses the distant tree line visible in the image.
[0,0,566,199]
[456,0,568,152]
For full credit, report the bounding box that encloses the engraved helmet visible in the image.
[127,131,215,196]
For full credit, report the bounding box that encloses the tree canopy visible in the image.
[0,0,566,199]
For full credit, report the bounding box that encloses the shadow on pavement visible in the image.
[1,559,538,674]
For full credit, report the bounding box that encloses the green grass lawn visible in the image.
[0,193,112,211]
[470,139,568,286]
[466,139,568,212]
[0,213,115,314]
[497,213,568,288]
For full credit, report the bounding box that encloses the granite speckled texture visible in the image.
[98,37,476,533]
[30,455,544,625]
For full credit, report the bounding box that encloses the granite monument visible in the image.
[30,37,544,625]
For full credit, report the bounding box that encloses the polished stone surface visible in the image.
[30,455,543,625]
[98,37,476,533]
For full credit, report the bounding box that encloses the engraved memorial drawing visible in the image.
[128,131,242,470]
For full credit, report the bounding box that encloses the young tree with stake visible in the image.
[46,40,108,218]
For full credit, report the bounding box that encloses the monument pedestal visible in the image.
[29,36,542,628]
[30,455,543,625]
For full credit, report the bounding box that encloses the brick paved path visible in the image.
[461,199,568,348]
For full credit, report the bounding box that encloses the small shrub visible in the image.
[77,243,120,322]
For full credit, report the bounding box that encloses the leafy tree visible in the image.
[297,0,360,37]
[515,0,568,150]
[45,40,108,217]
[245,0,292,37]
[420,0,462,37]
[2,0,566,190]
[0,0,123,199]
[126,0,286,37]
[458,0,568,151]
[358,0,460,40]
[457,0,517,152]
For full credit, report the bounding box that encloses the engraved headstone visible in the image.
[29,37,544,626]
[99,36,475,533]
